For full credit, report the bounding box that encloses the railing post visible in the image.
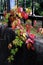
[4,0,7,10]
[23,0,26,11]
[1,0,2,12]
[7,0,10,12]
[17,0,18,7]
[32,0,34,26]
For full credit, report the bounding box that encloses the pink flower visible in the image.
[37,27,42,33]
[26,39,29,44]
[26,38,34,44]
[29,34,36,39]
[18,7,23,13]
[20,31,23,35]
[34,20,37,26]
[39,28,42,31]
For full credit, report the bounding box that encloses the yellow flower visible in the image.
[23,33,26,38]
[26,8,29,12]
[18,13,22,18]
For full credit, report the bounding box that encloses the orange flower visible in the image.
[26,43,32,49]
[8,43,12,49]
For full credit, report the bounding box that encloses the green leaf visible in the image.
[19,43,22,47]
[10,55,14,61]
[10,49,16,55]
[8,57,11,62]
[8,55,14,62]
[15,48,18,52]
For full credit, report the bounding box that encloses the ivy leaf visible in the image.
[16,36,19,39]
[10,55,14,61]
[15,48,18,52]
[8,55,14,62]
[10,49,16,55]
[8,57,11,62]
[19,43,22,47]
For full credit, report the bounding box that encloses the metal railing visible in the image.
[0,0,43,28]
[0,0,10,14]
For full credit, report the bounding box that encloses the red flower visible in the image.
[23,13,28,19]
[26,29,30,34]
[21,11,28,19]
[21,11,25,18]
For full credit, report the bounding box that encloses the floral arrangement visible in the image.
[3,6,43,62]
[7,17,36,62]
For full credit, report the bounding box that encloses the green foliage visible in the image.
[34,2,40,15]
[39,10,43,16]
[18,0,32,8]
[40,1,43,9]
[13,36,23,47]
[4,13,10,22]
[34,2,43,16]
[8,36,23,62]
[34,3,40,10]
[8,55,14,62]
[10,48,18,55]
